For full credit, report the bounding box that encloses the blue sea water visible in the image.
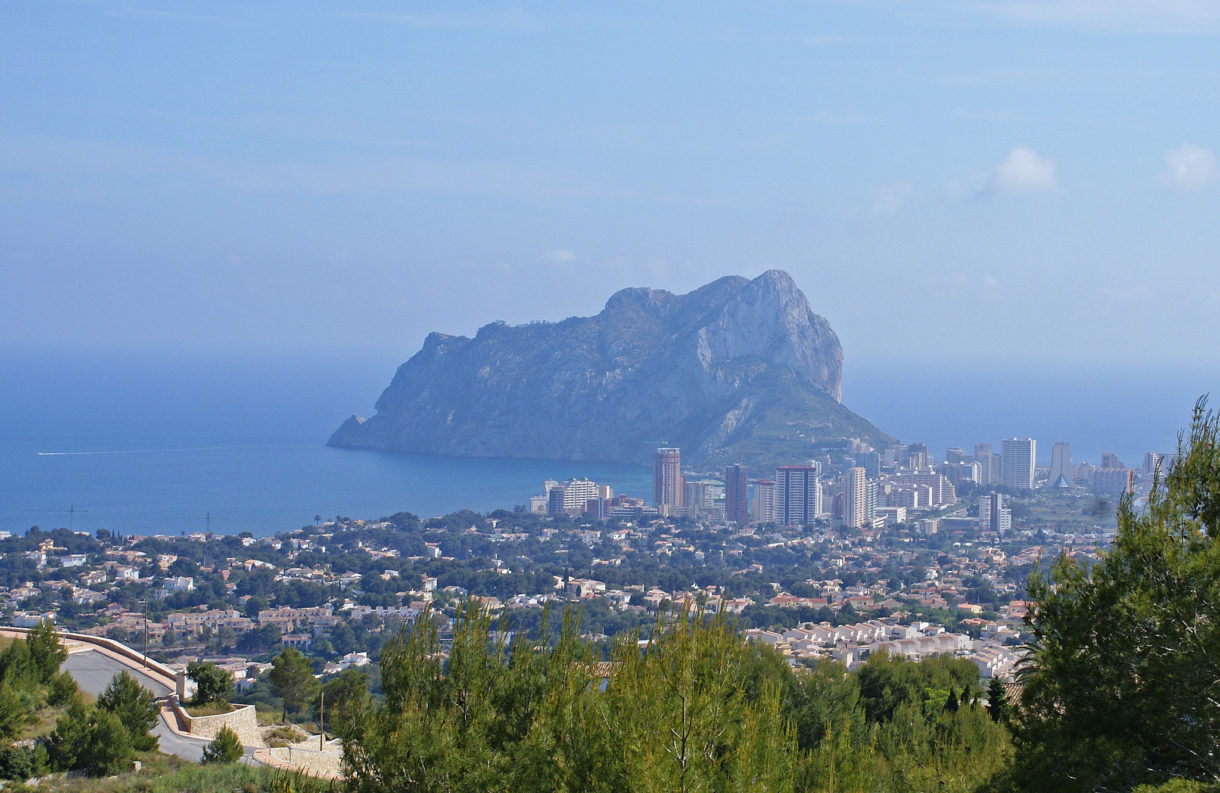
[0,348,1214,537]
[0,348,651,537]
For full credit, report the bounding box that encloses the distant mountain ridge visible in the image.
[329,270,891,469]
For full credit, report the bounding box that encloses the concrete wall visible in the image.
[171,701,263,747]
[5,626,186,698]
[266,739,343,779]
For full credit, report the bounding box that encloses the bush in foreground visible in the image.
[202,724,243,764]
[96,671,160,751]
[1011,400,1220,792]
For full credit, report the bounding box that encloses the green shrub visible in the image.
[187,661,234,707]
[96,671,160,751]
[0,742,48,781]
[46,699,135,776]
[202,725,243,764]
[0,681,30,740]
[47,671,78,707]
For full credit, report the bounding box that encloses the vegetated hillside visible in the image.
[330,270,891,470]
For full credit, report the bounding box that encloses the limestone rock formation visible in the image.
[329,270,890,469]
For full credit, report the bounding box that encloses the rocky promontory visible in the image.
[329,270,890,469]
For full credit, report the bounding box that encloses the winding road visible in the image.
[58,646,256,763]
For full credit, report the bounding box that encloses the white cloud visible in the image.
[1158,143,1218,191]
[869,183,913,217]
[545,249,576,263]
[985,146,1059,195]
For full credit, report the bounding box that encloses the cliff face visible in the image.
[329,270,890,468]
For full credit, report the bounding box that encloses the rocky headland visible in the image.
[329,270,891,469]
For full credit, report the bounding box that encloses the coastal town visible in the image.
[0,438,1159,698]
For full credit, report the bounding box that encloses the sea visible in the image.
[1,347,1214,537]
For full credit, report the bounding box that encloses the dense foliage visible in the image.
[188,660,234,706]
[46,698,134,776]
[202,725,243,764]
[1006,401,1220,792]
[96,670,160,751]
[343,603,1009,793]
[269,647,321,721]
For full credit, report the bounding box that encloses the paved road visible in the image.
[59,648,260,766]
[151,711,260,763]
[60,649,174,698]
[153,710,208,762]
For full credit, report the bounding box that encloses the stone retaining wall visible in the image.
[265,739,343,779]
[172,701,263,747]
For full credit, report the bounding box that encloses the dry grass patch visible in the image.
[184,701,232,717]
[262,724,309,747]
[5,753,338,793]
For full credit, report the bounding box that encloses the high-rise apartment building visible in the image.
[941,460,981,486]
[546,478,600,516]
[684,480,724,514]
[1048,442,1071,486]
[842,466,867,529]
[978,492,1012,534]
[974,443,1000,485]
[1143,451,1168,476]
[652,448,684,510]
[724,464,749,525]
[751,479,776,523]
[774,465,821,526]
[1001,437,1036,490]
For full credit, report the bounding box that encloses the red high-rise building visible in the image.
[652,448,684,510]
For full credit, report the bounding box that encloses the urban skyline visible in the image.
[530,431,1152,531]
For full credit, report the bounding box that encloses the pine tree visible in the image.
[187,661,233,707]
[268,647,320,722]
[46,701,134,776]
[96,671,160,751]
[1014,399,1220,790]
[944,687,959,713]
[0,680,28,740]
[26,621,66,685]
[986,677,1008,723]
[201,725,243,764]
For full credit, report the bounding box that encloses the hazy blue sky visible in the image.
[4,1,1219,365]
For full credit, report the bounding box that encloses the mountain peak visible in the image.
[329,271,887,468]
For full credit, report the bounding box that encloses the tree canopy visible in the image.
[96,671,159,751]
[342,602,1008,793]
[268,647,320,722]
[1011,399,1220,791]
[187,661,233,707]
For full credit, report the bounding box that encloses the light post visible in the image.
[142,597,149,668]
